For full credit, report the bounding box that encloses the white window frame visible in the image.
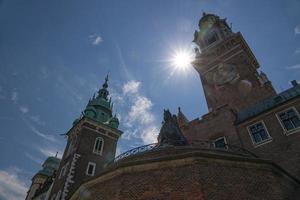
[86,162,96,176]
[93,137,104,155]
[247,120,272,147]
[213,136,228,149]
[276,106,300,135]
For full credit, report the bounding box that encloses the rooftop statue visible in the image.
[158,109,188,146]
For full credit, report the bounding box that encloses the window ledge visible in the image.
[253,138,273,148]
[93,151,102,156]
[284,127,300,136]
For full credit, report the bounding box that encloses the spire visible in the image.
[82,74,119,129]
[102,73,109,89]
[177,107,189,127]
[98,74,109,100]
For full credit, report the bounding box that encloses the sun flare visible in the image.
[171,49,194,71]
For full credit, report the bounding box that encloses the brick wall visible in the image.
[70,147,299,200]
[237,98,300,179]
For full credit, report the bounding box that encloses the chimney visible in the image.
[291,80,298,87]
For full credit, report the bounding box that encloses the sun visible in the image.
[170,49,194,71]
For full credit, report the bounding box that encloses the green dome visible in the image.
[82,75,119,129]
[35,156,60,178]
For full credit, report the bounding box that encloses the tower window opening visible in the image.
[205,31,219,45]
[93,137,104,155]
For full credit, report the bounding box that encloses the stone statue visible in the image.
[158,109,188,146]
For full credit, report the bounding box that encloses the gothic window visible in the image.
[93,137,104,155]
[214,136,227,149]
[277,107,300,134]
[86,162,96,176]
[205,31,219,46]
[247,121,272,146]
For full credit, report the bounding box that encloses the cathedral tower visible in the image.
[25,156,60,200]
[48,76,122,200]
[192,13,276,112]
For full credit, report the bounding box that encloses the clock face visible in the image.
[213,63,239,86]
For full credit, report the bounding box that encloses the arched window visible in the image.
[93,137,104,155]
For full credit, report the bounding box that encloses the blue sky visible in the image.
[0,0,299,199]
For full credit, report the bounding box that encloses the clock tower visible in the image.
[192,13,276,112]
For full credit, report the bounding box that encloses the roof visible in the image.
[236,84,300,124]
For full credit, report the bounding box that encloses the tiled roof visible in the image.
[236,84,300,124]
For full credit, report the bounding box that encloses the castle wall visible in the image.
[181,105,241,146]
[70,147,299,200]
[236,97,300,179]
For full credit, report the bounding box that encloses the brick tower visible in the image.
[192,13,276,112]
[48,75,122,200]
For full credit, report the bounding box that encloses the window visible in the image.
[214,137,227,149]
[59,166,65,179]
[205,31,219,45]
[247,121,272,146]
[86,162,96,176]
[277,107,300,134]
[93,137,104,155]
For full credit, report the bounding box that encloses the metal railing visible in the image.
[114,143,158,162]
[107,141,257,166]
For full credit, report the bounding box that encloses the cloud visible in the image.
[30,125,57,142]
[29,115,46,126]
[25,153,43,165]
[120,80,159,145]
[89,34,103,45]
[22,117,58,142]
[128,96,155,126]
[295,25,300,34]
[141,126,159,144]
[19,105,29,114]
[37,146,62,158]
[11,90,18,104]
[122,80,140,95]
[295,49,300,54]
[286,63,300,70]
[0,167,28,200]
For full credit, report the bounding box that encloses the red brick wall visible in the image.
[70,147,299,200]
[181,105,241,146]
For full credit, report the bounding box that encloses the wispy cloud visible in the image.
[37,146,62,158]
[295,49,300,54]
[286,63,300,70]
[29,115,46,126]
[120,80,159,144]
[122,80,140,95]
[22,117,58,142]
[0,167,28,200]
[89,34,103,45]
[25,152,43,165]
[295,24,300,35]
[19,105,29,114]
[11,90,18,104]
